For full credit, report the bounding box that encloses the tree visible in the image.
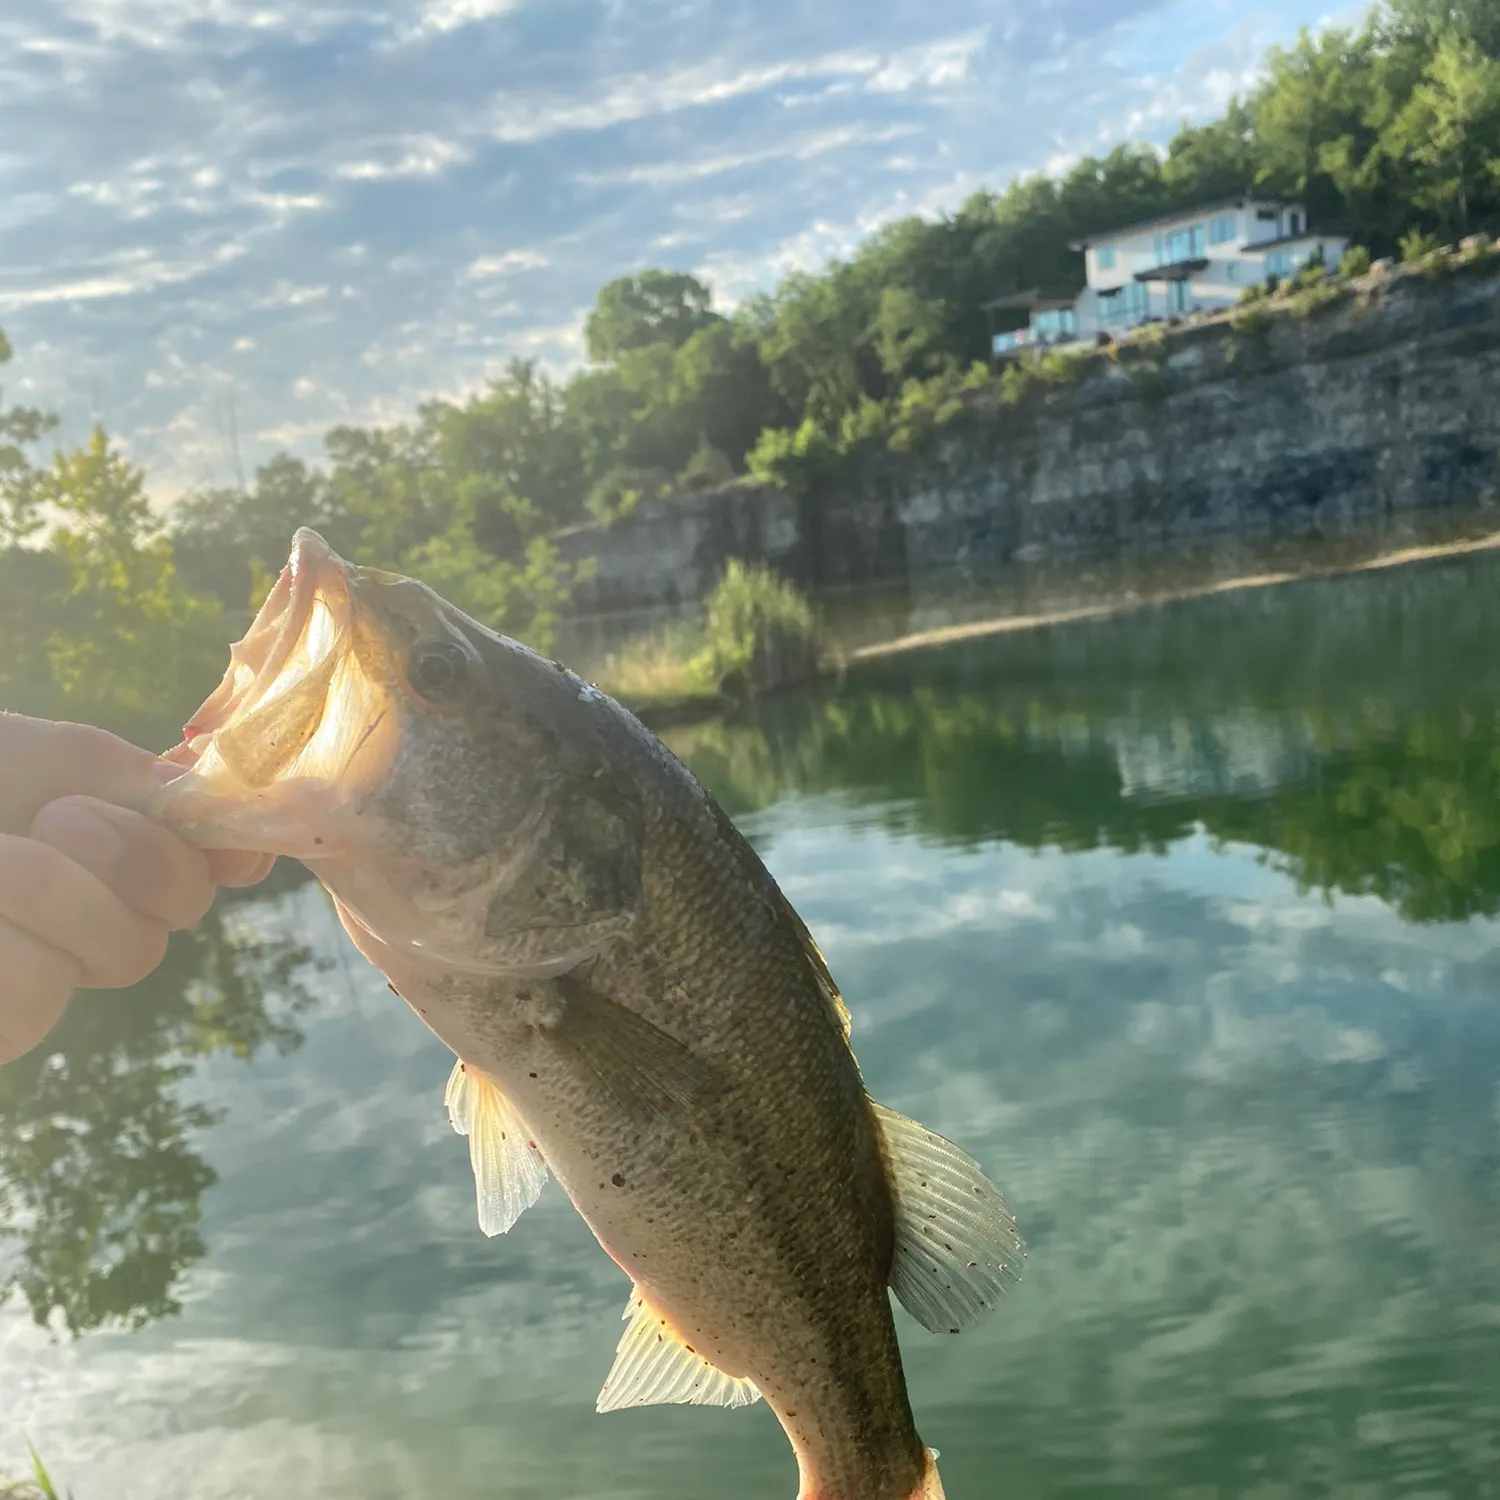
[0,327,56,546]
[427,359,588,534]
[872,286,952,383]
[0,900,319,1336]
[171,454,333,612]
[26,428,226,746]
[1385,34,1500,236]
[584,270,720,364]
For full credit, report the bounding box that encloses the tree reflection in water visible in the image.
[0,875,321,1337]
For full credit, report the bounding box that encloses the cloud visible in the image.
[0,0,1358,499]
[10,785,1500,1498]
[465,248,550,277]
[333,134,469,180]
[411,0,519,34]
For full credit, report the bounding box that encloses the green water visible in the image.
[5,556,1500,1499]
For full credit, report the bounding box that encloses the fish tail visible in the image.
[909,1447,946,1499]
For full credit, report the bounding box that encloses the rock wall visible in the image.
[556,253,1500,615]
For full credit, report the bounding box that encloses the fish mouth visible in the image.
[148,527,399,855]
[172,528,345,758]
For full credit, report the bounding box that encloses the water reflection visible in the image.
[0,889,321,1337]
[669,554,1500,921]
[5,555,1500,1497]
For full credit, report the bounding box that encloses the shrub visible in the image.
[691,559,825,699]
[591,561,826,706]
[1399,227,1442,263]
[1339,244,1372,278]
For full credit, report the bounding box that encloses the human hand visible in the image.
[0,713,275,1065]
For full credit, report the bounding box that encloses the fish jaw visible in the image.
[141,528,405,860]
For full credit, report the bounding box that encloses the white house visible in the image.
[987,197,1350,359]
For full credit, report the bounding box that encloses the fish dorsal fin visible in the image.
[444,1059,549,1237]
[872,1101,1025,1335]
[780,896,852,1044]
[596,1288,762,1414]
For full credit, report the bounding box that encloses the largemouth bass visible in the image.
[145,529,1024,1500]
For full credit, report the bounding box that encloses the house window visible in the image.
[1165,224,1205,262]
[1122,282,1150,321]
[1096,245,1116,271]
[1288,211,1302,235]
[1168,279,1192,314]
[1256,208,1278,221]
[1265,249,1295,277]
[1035,308,1077,338]
[1209,213,1237,244]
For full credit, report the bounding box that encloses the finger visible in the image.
[30,797,218,932]
[0,714,173,835]
[0,833,170,990]
[208,850,277,888]
[0,916,80,1065]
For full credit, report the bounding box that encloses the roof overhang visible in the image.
[981,287,1077,313]
[1067,195,1300,251]
[1134,258,1211,282]
[1251,230,1341,251]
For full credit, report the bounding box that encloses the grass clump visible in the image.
[1282,260,1348,317]
[2,1447,71,1500]
[1340,244,1373,278]
[1229,282,1275,336]
[1400,226,1442,262]
[592,560,828,707]
[997,346,1092,406]
[695,559,826,698]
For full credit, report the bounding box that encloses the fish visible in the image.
[143,528,1025,1500]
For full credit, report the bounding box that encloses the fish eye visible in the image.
[408,638,468,698]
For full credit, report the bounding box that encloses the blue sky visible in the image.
[1,0,1366,498]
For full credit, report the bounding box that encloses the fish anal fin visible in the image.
[596,1288,762,1414]
[443,1058,549,1237]
[872,1100,1025,1336]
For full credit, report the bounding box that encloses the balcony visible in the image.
[991,324,1080,359]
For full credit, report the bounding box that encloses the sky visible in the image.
[0,0,1368,499]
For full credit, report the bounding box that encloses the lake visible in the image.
[4,553,1500,1499]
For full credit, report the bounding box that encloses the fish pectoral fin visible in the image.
[596,1288,762,1414]
[444,1058,549,1237]
[549,974,720,1128]
[872,1100,1026,1335]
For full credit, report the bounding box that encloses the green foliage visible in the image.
[2,0,1499,715]
[745,417,841,489]
[1401,226,1445,260]
[677,437,736,491]
[27,1446,68,1500]
[998,347,1089,406]
[691,560,825,699]
[0,427,227,746]
[1340,243,1375,276]
[0,332,56,547]
[0,899,321,1337]
[585,270,719,363]
[593,562,826,705]
[1386,34,1500,236]
[0,1446,71,1500]
[1230,286,1277,337]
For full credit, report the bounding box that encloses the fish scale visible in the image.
[144,526,1026,1500]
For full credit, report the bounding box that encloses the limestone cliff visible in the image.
[556,249,1500,615]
